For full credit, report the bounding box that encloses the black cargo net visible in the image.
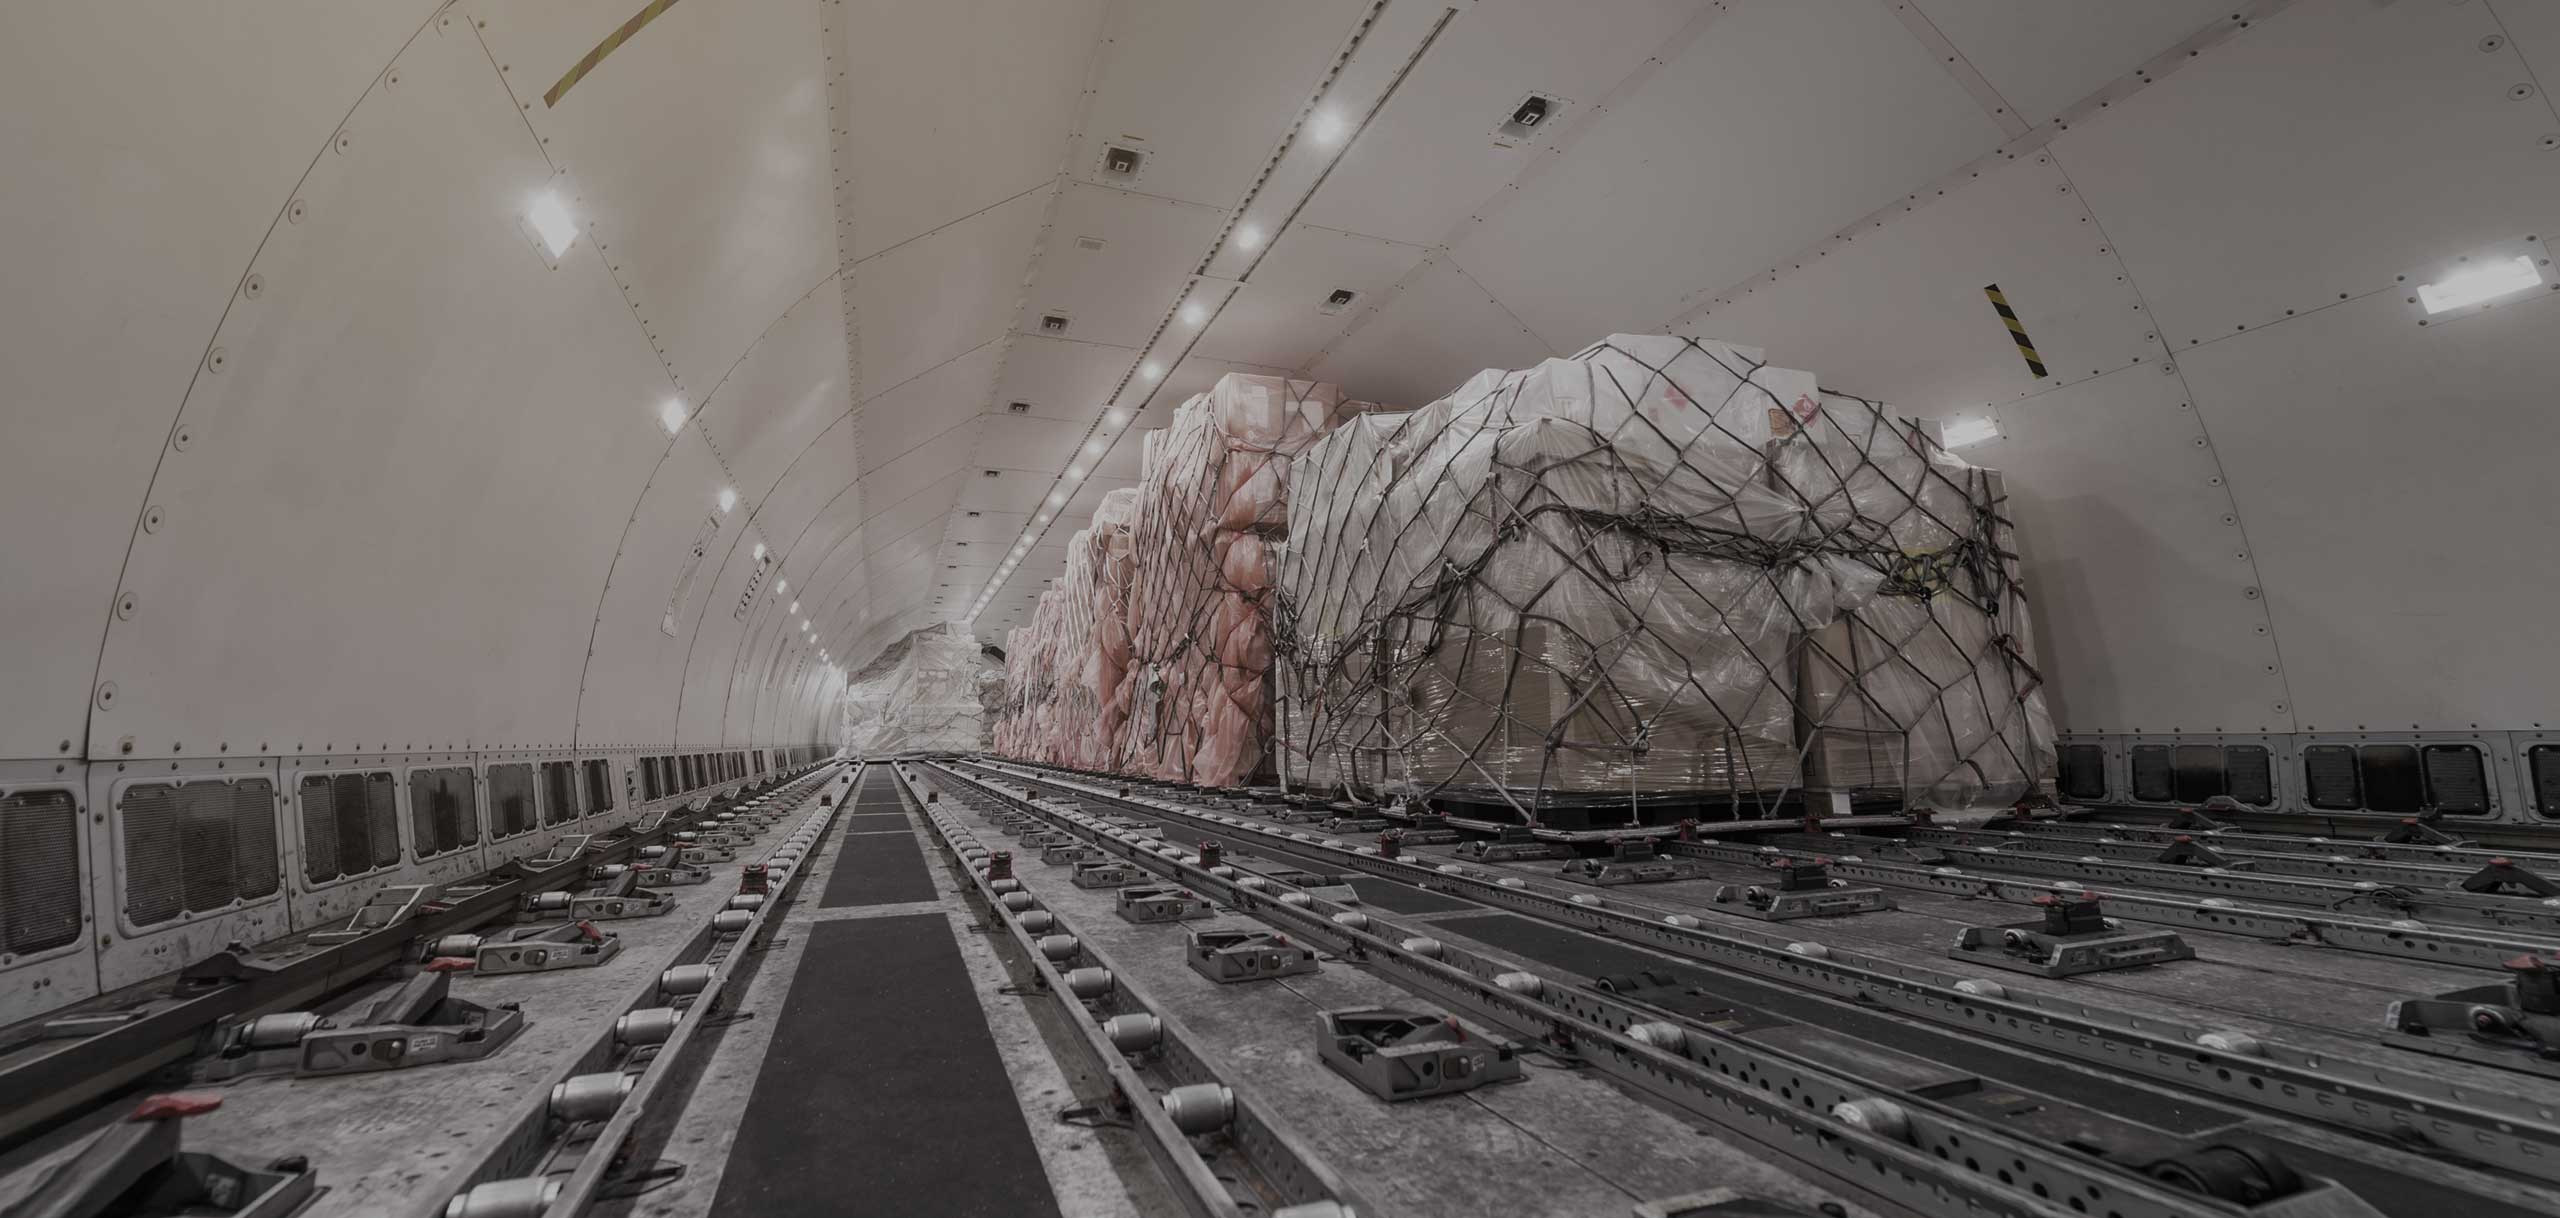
[1268,336,2052,825]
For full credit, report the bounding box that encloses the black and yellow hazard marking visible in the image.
[544,0,684,109]
[1982,284,2048,379]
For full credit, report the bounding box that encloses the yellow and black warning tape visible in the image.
[1982,284,2047,379]
[544,0,685,109]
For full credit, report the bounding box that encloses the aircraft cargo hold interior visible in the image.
[4,3,2559,1217]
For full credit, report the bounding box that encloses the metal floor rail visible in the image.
[957,759,2560,1191]
[924,762,2395,1218]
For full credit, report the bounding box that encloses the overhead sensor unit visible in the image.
[983,469,1002,478]
[1039,313,1070,334]
[1101,144,1144,177]
[1494,93,1566,145]
[1319,288,1358,315]
[965,511,981,518]
[1007,401,1033,414]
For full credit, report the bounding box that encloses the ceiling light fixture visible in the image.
[659,399,689,435]
[1939,416,2000,450]
[1233,223,1264,252]
[1179,300,1208,326]
[1307,109,1348,147]
[2417,254,2543,313]
[527,190,580,258]
[789,601,800,614]
[717,487,738,514]
[1104,408,1125,427]
[753,542,767,561]
[1139,360,1162,379]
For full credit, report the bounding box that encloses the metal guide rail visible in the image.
[1818,833,2560,935]
[926,763,2380,1218]
[891,765,1358,1218]
[0,770,805,1151]
[957,761,2560,1188]
[432,762,852,1218]
[1658,839,2560,972]
[1996,815,2560,868]
[1912,826,2513,889]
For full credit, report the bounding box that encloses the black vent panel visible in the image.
[2,790,81,956]
[2128,745,2172,803]
[2421,745,2489,815]
[488,764,537,839]
[409,767,479,857]
[299,773,400,884]
[2225,745,2274,806]
[2302,746,2359,810]
[119,779,280,927]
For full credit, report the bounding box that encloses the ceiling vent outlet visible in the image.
[1102,146,1143,176]
[1040,314,1070,334]
[983,469,1002,478]
[1495,94,1565,145]
[1008,401,1032,414]
[1074,236,1107,252]
[1319,288,1358,315]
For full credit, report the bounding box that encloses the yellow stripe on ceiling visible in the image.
[543,0,685,109]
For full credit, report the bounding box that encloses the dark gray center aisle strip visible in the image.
[819,771,937,907]
[707,913,1063,1218]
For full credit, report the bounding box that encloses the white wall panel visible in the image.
[93,25,670,760]
[1196,225,1430,370]
[476,0,836,398]
[579,437,732,747]
[837,0,1106,260]
[1451,0,2004,353]
[694,287,854,501]
[995,337,1141,419]
[0,2,431,759]
[1684,153,2158,408]
[1912,0,2232,123]
[857,342,1005,474]
[1018,184,1227,350]
[1311,258,1555,409]
[2176,288,2560,731]
[1296,0,1707,248]
[1978,369,2289,733]
[854,184,1053,400]
[2052,0,2560,344]
[1071,0,1371,208]
[748,418,862,559]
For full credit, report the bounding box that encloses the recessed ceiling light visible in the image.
[528,190,579,258]
[1307,109,1348,147]
[659,399,689,435]
[1234,223,1264,252]
[1139,361,1162,379]
[1067,466,1085,481]
[1105,409,1125,427]
[777,579,787,593]
[1179,301,1207,326]
[1940,416,2000,449]
[2417,254,2542,313]
[717,487,738,514]
[789,601,800,614]
[753,542,767,561]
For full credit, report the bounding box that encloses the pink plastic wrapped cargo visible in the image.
[1114,374,1367,786]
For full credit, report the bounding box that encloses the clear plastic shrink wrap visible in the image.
[839,627,1003,755]
[1271,335,2052,819]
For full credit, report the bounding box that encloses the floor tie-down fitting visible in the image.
[1317,1007,1521,1101]
[197,971,524,1080]
[1948,895,2194,978]
[2384,952,2560,1079]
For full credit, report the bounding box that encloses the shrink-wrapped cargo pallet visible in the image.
[840,627,1002,755]
[1272,334,2052,825]
[1110,374,1367,787]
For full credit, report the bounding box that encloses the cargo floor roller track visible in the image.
[943,757,2560,1218]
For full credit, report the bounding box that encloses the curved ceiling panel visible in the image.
[86,19,673,760]
[0,2,433,758]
